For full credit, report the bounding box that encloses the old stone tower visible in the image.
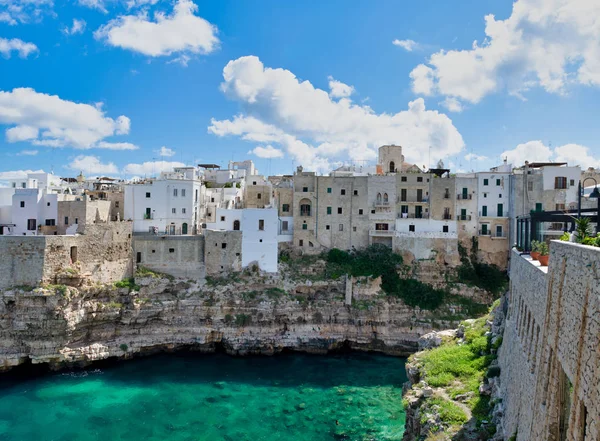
[378,145,404,173]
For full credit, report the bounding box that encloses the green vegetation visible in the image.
[324,245,446,310]
[265,287,286,299]
[559,232,570,241]
[224,314,233,324]
[105,301,123,309]
[135,266,174,281]
[424,397,468,426]
[44,284,68,296]
[235,314,252,326]
[205,273,241,286]
[457,239,508,296]
[410,303,500,435]
[14,285,35,292]
[223,182,233,188]
[119,344,128,352]
[114,278,140,291]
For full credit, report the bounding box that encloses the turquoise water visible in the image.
[0,353,406,441]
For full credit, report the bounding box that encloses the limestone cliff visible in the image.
[0,271,491,372]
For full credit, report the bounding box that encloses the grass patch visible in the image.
[119,343,128,352]
[135,266,174,281]
[45,284,68,296]
[114,278,140,291]
[14,285,35,292]
[265,287,286,299]
[235,314,252,326]
[426,397,468,426]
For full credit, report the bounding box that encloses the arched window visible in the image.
[299,198,312,216]
[233,220,240,230]
[389,161,395,173]
[377,193,382,204]
[383,193,389,204]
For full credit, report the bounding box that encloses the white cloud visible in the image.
[67,155,118,174]
[248,145,284,159]
[0,0,53,25]
[500,140,600,168]
[123,160,185,176]
[77,0,107,13]
[0,37,38,58]
[0,169,44,180]
[94,0,219,64]
[158,146,175,156]
[327,76,354,99]
[126,0,159,9]
[209,56,464,172]
[0,88,132,149]
[63,18,86,35]
[392,39,418,52]
[464,153,488,161]
[16,149,38,156]
[95,141,138,150]
[440,97,464,113]
[409,0,600,108]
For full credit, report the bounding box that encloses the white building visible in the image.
[124,168,204,235]
[477,162,512,238]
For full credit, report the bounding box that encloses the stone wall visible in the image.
[0,237,46,289]
[204,230,242,274]
[498,243,600,440]
[133,235,205,279]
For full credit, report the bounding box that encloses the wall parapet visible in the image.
[499,241,600,441]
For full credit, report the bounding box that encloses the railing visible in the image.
[398,213,430,219]
[443,193,451,199]
[479,230,491,236]
[300,210,311,217]
[478,230,506,238]
[457,194,472,200]
[369,229,395,236]
[399,198,429,203]
[443,214,452,220]
[458,214,472,221]
[373,202,391,207]
[143,213,153,220]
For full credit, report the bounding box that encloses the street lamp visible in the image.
[578,177,600,233]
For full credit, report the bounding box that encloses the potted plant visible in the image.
[538,242,549,266]
[530,240,540,260]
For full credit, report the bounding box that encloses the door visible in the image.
[497,203,503,217]
[496,225,503,237]
[415,206,423,218]
[462,187,468,199]
[482,206,488,216]
[481,224,488,235]
[233,220,240,231]
[169,224,176,235]
[182,223,188,234]
[417,189,423,202]
[460,208,467,220]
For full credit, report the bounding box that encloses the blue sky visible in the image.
[1,0,600,180]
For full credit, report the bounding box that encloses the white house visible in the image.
[477,162,512,238]
[124,169,204,235]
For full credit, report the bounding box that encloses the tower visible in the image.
[378,145,404,173]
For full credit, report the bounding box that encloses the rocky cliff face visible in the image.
[0,271,490,372]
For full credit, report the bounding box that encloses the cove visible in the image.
[0,353,406,441]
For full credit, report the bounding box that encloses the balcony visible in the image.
[479,230,506,238]
[478,230,491,236]
[373,202,391,208]
[458,214,472,221]
[369,229,395,236]
[143,213,154,220]
[457,194,472,200]
[398,213,430,219]
[443,214,452,220]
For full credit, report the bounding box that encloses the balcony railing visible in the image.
[369,229,395,236]
[143,213,153,220]
[300,210,311,217]
[458,214,472,221]
[398,213,430,219]
[443,214,452,220]
[479,230,491,236]
[479,230,506,238]
[457,194,472,200]
[373,202,391,208]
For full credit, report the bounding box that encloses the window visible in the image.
[371,210,375,214]
[75,218,78,224]
[20,201,25,208]
[375,223,389,230]
[528,181,533,191]
[182,208,186,214]
[555,176,567,189]
[401,176,407,182]
[353,226,357,232]
[556,203,565,211]
[401,189,407,202]
[484,193,487,198]
[326,225,330,230]
[45,219,55,226]
[303,187,308,192]
[70,246,77,263]
[496,179,501,186]
[172,208,177,214]
[443,225,449,233]
[417,177,423,182]
[47,202,50,207]
[358,209,363,215]
[337,207,342,214]
[327,206,332,215]
[481,224,488,235]
[535,203,543,212]
[136,252,141,264]
[27,219,36,230]
[21,183,26,188]
[222,243,227,249]
[11,183,15,188]
[211,198,215,202]
[483,179,489,186]
[341,189,346,195]
[353,190,358,196]
[377,192,382,204]
[499,194,502,198]
[282,204,290,212]
[383,193,389,204]
[173,189,178,197]
[257,193,262,199]
[253,181,257,185]
[64,216,69,225]
[327,187,332,193]
[195,189,198,202]
[496,225,503,237]
[409,224,415,232]
[482,205,488,216]
[497,203,503,217]
[115,201,120,208]
[258,219,265,230]
[339,224,344,231]
[182,189,186,197]
[282,221,288,231]
[299,240,304,246]
[300,201,311,216]
[233,220,240,230]
[569,179,575,187]
[146,192,151,198]
[169,248,175,253]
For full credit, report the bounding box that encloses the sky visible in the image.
[1,0,600,181]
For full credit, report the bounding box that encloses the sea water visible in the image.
[0,353,406,441]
